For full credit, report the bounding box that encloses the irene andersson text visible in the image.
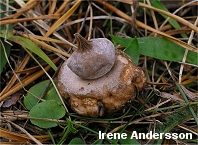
[99,131,192,140]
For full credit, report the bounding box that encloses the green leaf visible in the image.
[43,80,60,102]
[124,37,139,65]
[24,80,61,110]
[110,35,131,46]
[29,100,65,128]
[68,138,85,145]
[110,35,198,66]
[151,0,187,38]
[119,134,140,145]
[25,80,65,129]
[0,30,57,71]
[24,80,49,110]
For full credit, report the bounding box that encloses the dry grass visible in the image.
[0,0,197,144]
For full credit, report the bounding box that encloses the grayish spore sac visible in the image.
[67,37,115,79]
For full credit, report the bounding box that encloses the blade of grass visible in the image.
[0,30,57,70]
[47,129,56,145]
[103,2,120,27]
[156,108,193,144]
[0,0,12,73]
[71,120,117,144]
[57,119,78,145]
[176,83,198,126]
[94,121,111,144]
[67,105,133,122]
[0,39,10,73]
[151,0,188,38]
[144,101,198,114]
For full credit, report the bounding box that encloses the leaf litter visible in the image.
[0,0,197,144]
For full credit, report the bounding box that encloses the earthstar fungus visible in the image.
[58,34,147,117]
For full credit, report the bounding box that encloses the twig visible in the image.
[7,120,42,145]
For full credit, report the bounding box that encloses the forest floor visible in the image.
[0,0,198,144]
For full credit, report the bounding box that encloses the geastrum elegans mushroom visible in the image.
[58,33,147,117]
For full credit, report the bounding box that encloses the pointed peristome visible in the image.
[74,33,92,51]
